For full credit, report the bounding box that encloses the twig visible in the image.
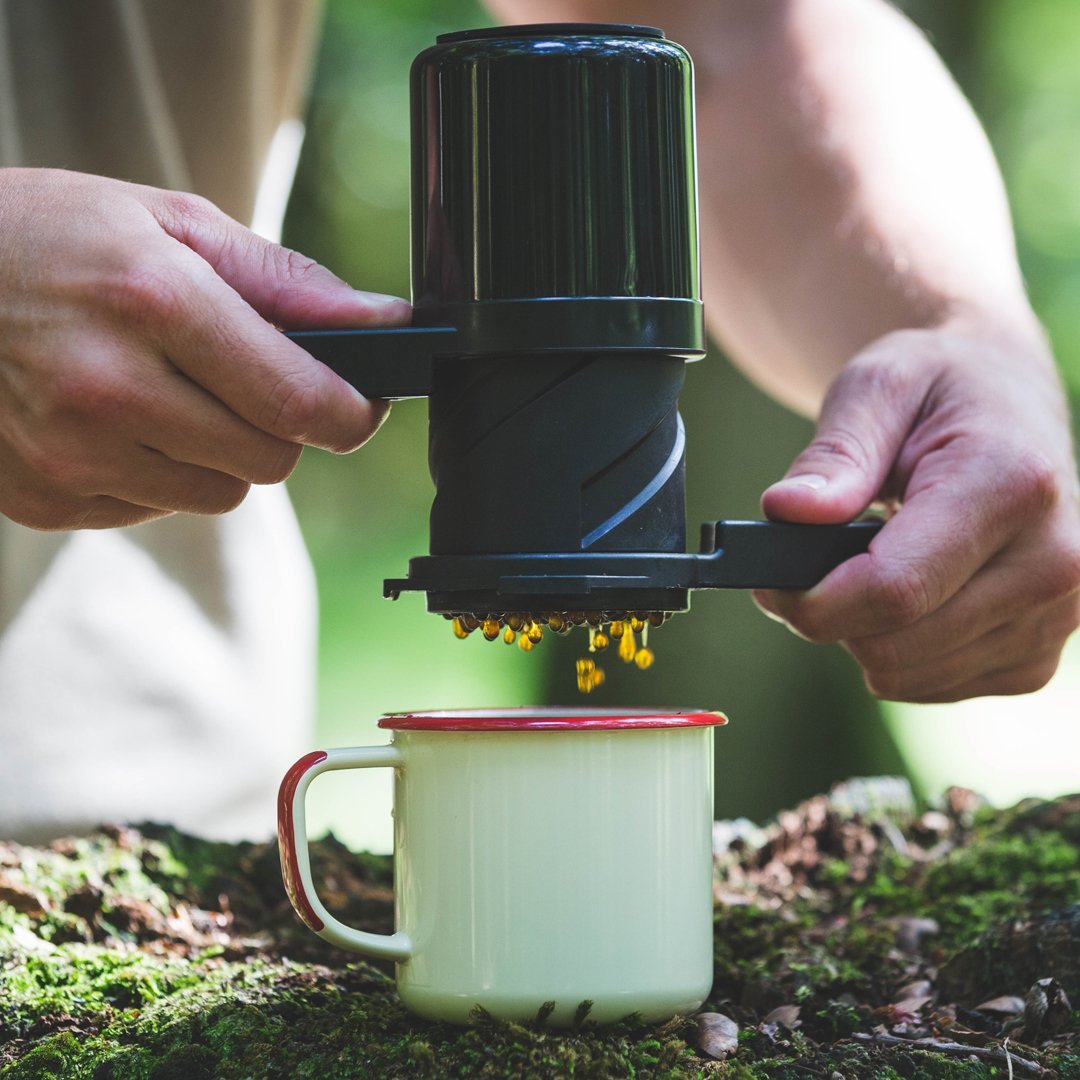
[1005,1037,1015,1080]
[851,1032,1049,1078]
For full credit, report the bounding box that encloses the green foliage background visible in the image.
[282,0,1080,847]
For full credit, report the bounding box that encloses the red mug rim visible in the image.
[378,707,727,732]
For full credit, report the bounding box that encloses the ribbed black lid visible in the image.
[436,24,664,44]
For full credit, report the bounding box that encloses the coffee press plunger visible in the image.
[288,24,880,630]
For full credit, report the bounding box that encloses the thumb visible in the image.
[762,351,926,524]
[153,192,411,329]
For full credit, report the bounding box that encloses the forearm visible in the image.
[486,0,1041,415]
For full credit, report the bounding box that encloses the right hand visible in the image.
[0,168,410,530]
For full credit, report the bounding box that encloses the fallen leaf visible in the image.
[895,979,933,1000]
[1024,977,1072,1038]
[892,916,940,952]
[0,875,48,918]
[761,1004,801,1029]
[973,995,1024,1017]
[697,1012,739,1059]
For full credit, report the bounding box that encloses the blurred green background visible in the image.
[282,0,1080,851]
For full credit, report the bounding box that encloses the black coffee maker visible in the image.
[289,24,878,628]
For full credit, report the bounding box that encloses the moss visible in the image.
[848,806,1080,966]
[922,829,1080,950]
[1057,1054,1080,1080]
[2,793,1078,1078]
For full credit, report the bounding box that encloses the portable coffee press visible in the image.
[288,23,880,669]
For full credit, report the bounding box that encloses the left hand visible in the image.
[753,320,1080,702]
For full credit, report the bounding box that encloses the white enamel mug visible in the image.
[278,707,726,1026]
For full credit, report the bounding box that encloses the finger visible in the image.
[14,329,305,486]
[52,437,252,516]
[73,498,174,530]
[137,363,303,485]
[753,440,1059,642]
[114,447,252,514]
[149,190,411,329]
[900,648,1066,704]
[760,343,930,525]
[5,418,252,518]
[843,524,1080,673]
[108,240,391,453]
[0,461,173,530]
[9,493,171,531]
[850,591,1080,701]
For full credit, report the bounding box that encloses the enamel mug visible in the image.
[277,708,726,1026]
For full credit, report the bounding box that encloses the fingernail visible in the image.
[772,473,828,491]
[355,290,409,306]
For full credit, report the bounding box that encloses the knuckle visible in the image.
[1003,449,1060,517]
[862,667,906,701]
[191,478,250,516]
[158,190,220,235]
[1058,542,1080,599]
[1029,598,1080,654]
[251,442,302,485]
[22,436,94,492]
[798,426,874,475]
[259,247,329,326]
[49,363,138,425]
[1019,536,1080,608]
[994,657,1060,696]
[280,246,322,286]
[99,258,189,329]
[262,373,324,441]
[808,349,924,469]
[868,561,936,627]
[846,633,902,676]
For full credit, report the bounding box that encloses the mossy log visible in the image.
[1,781,1078,1079]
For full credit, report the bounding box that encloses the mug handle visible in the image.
[277,746,412,960]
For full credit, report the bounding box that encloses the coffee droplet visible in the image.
[444,608,667,694]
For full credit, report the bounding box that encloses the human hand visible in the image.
[0,168,410,530]
[753,320,1080,702]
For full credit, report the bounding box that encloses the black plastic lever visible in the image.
[696,520,883,590]
[285,327,457,399]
